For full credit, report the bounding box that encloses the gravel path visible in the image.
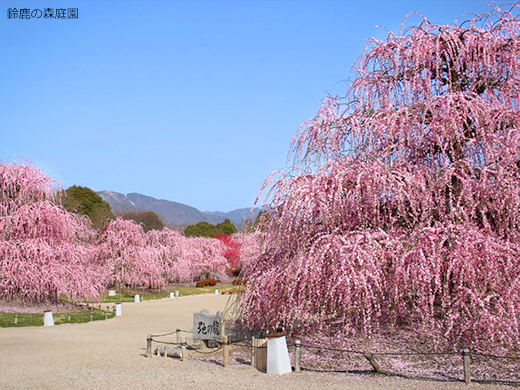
[0,295,512,389]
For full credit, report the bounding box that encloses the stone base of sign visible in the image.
[154,346,182,358]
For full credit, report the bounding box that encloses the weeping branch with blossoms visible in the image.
[0,163,102,303]
[237,4,520,352]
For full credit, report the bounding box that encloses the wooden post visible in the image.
[223,335,229,368]
[463,349,471,384]
[146,334,152,357]
[294,340,301,372]
[164,346,168,358]
[181,336,187,361]
[251,336,256,367]
[90,313,93,322]
[14,314,18,325]
[255,338,267,373]
[176,329,180,346]
[364,352,381,373]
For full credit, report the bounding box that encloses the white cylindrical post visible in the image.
[43,310,54,326]
[134,294,140,303]
[115,303,122,316]
[215,289,219,295]
[175,290,180,298]
[169,292,174,299]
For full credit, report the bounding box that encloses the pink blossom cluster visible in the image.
[238,5,520,351]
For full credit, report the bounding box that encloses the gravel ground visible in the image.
[0,295,514,390]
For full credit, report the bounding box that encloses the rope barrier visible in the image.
[149,331,520,362]
[374,351,458,357]
[150,331,177,338]
[300,343,470,357]
[188,346,224,355]
[151,340,181,346]
[300,343,364,355]
[151,329,191,338]
[472,352,520,361]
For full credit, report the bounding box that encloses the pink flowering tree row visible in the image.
[237,5,520,351]
[96,218,231,289]
[96,220,263,290]
[0,162,263,302]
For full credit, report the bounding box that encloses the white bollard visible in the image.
[214,289,219,295]
[134,294,140,303]
[43,310,54,326]
[175,290,180,298]
[169,292,175,299]
[115,303,122,316]
[266,333,292,375]
[108,290,116,297]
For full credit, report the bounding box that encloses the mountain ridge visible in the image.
[97,190,258,231]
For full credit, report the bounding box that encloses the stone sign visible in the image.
[193,309,223,341]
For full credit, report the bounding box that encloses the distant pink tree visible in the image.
[95,217,164,289]
[0,163,102,303]
[231,232,263,271]
[238,5,520,351]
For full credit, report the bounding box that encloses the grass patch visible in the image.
[0,308,115,328]
[100,284,235,303]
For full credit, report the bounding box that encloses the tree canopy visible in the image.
[121,210,164,232]
[63,186,113,230]
[216,218,238,235]
[184,219,238,237]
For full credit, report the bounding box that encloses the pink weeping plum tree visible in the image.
[95,217,233,289]
[0,163,103,303]
[238,5,520,351]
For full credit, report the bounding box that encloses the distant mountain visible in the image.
[97,190,259,230]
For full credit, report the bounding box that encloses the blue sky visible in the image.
[0,0,491,211]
